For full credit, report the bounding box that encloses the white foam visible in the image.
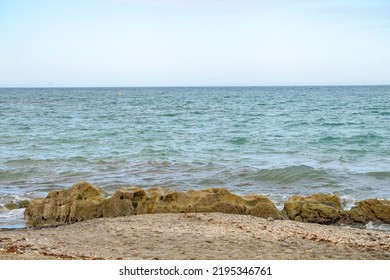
[0,208,26,228]
[365,221,390,232]
[339,194,356,210]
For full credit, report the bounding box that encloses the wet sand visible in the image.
[1,213,389,260]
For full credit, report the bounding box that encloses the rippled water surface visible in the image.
[1,86,389,227]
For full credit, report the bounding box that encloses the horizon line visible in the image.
[1,84,390,89]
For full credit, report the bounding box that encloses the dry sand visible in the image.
[1,213,389,260]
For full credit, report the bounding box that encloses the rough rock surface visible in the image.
[4,202,18,210]
[24,182,104,227]
[283,194,343,224]
[24,182,390,228]
[4,200,30,210]
[102,189,136,217]
[347,199,390,224]
[24,182,282,227]
[131,187,282,219]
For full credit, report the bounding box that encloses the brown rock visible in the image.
[102,189,136,217]
[130,187,282,219]
[347,199,390,224]
[283,194,342,224]
[24,198,45,227]
[24,183,282,227]
[5,202,18,210]
[3,200,33,211]
[24,181,104,227]
[26,181,389,228]
[18,200,31,208]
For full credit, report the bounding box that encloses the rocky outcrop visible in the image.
[24,182,281,227]
[283,194,343,224]
[4,202,18,210]
[130,187,282,219]
[102,189,136,217]
[24,181,390,228]
[4,200,30,210]
[347,199,390,224]
[283,194,390,226]
[24,182,105,227]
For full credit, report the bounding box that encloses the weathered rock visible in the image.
[283,194,342,224]
[5,202,18,210]
[4,200,30,210]
[18,200,31,208]
[102,189,136,217]
[24,181,104,227]
[130,188,282,220]
[24,182,282,227]
[28,182,390,228]
[24,181,390,228]
[347,199,390,224]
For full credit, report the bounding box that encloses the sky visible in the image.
[0,0,389,87]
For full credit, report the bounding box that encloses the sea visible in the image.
[1,86,389,229]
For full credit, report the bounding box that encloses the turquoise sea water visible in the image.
[1,86,389,228]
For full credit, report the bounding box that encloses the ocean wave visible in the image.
[237,165,330,185]
[197,178,226,186]
[228,137,249,145]
[366,171,390,179]
[5,158,55,166]
[317,133,384,145]
[0,193,32,205]
[0,209,25,229]
[0,170,31,181]
[365,221,390,232]
[158,112,180,117]
[320,122,345,127]
[338,194,357,210]
[4,156,89,167]
[345,133,385,144]
[317,136,340,143]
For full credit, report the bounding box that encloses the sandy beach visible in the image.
[1,213,389,260]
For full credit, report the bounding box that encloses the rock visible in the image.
[347,199,390,224]
[283,194,342,224]
[130,188,282,220]
[18,200,31,208]
[102,189,136,217]
[24,181,105,227]
[24,182,282,227]
[4,200,30,210]
[24,181,390,228]
[5,201,18,210]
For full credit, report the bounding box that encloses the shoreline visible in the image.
[1,213,390,260]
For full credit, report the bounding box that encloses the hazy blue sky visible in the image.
[1,0,389,87]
